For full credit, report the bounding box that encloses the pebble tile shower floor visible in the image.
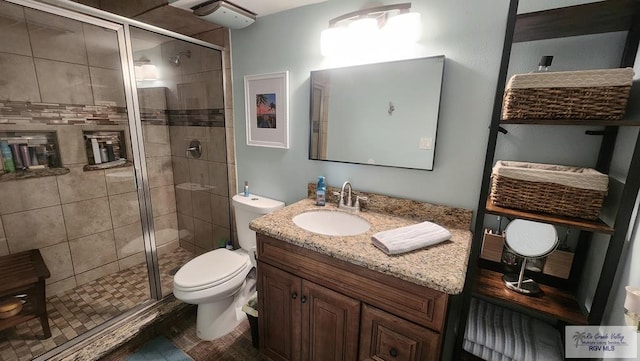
[0,248,193,361]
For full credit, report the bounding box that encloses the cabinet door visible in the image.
[258,262,302,361]
[301,280,360,361]
[359,304,440,361]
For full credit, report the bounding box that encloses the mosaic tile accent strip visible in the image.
[139,109,168,126]
[0,247,193,361]
[0,101,128,126]
[139,108,225,127]
[0,101,225,128]
[167,109,224,127]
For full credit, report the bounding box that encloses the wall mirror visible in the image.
[309,56,445,170]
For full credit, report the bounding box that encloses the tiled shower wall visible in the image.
[153,36,234,255]
[133,29,236,256]
[172,124,231,254]
[0,2,237,297]
[0,3,177,297]
[0,2,125,109]
[0,122,180,297]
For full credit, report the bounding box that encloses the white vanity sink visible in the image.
[292,210,370,236]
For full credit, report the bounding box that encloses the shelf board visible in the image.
[473,268,587,325]
[0,304,36,333]
[500,119,640,126]
[514,0,639,43]
[485,199,614,234]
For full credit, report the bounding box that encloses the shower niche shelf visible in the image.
[0,130,67,182]
[82,130,130,171]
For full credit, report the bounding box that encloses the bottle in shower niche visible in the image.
[45,144,59,168]
[100,145,109,164]
[9,143,24,169]
[106,141,116,162]
[0,141,15,173]
[316,176,326,206]
[19,144,31,168]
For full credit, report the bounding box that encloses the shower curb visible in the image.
[38,296,192,361]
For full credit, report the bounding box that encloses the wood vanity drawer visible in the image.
[359,304,440,361]
[257,234,448,332]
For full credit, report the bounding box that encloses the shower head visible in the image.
[169,50,192,66]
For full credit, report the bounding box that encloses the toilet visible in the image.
[173,193,284,340]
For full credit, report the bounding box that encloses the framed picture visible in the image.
[244,71,289,149]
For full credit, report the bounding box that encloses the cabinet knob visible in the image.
[301,296,307,303]
[389,348,398,357]
[291,292,297,299]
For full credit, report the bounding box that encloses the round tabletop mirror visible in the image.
[503,219,558,295]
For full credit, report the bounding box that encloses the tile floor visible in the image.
[104,307,260,361]
[0,247,193,361]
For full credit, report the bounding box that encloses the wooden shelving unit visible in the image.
[473,268,587,325]
[456,0,640,357]
[500,119,640,126]
[513,0,638,43]
[485,199,614,235]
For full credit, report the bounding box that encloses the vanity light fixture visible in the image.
[320,3,421,57]
[133,57,159,81]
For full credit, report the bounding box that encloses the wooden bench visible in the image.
[0,250,51,338]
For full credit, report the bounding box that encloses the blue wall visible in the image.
[230,0,640,332]
[230,0,510,211]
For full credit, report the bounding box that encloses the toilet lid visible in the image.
[174,249,251,291]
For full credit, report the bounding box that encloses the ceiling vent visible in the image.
[193,1,256,29]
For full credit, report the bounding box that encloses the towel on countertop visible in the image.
[371,221,451,255]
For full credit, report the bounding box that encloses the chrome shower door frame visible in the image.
[2,2,226,358]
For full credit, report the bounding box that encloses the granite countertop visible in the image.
[250,198,473,295]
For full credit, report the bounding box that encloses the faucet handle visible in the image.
[332,191,342,204]
[355,196,368,210]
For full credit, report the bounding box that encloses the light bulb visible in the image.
[321,27,346,57]
[382,12,421,44]
[346,18,379,55]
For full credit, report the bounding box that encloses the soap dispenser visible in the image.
[316,176,326,206]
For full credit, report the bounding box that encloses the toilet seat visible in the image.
[174,248,251,292]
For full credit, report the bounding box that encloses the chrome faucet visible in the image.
[341,181,353,207]
[333,181,367,212]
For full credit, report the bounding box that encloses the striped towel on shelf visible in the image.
[463,298,564,361]
[371,221,451,255]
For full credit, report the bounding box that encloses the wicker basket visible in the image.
[0,297,22,319]
[502,68,634,120]
[490,161,608,220]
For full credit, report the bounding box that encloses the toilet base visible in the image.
[195,277,257,341]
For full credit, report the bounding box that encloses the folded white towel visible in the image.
[371,221,451,255]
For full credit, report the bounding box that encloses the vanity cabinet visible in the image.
[459,0,640,355]
[360,304,440,361]
[259,262,359,361]
[257,234,446,361]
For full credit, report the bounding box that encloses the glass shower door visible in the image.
[129,26,231,297]
[0,2,152,359]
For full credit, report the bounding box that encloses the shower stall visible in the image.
[0,1,235,359]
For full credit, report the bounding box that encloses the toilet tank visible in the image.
[232,194,284,251]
